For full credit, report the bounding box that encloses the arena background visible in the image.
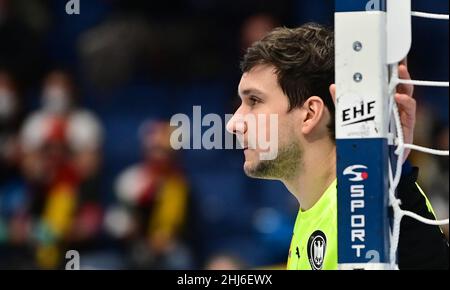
[0,0,448,269]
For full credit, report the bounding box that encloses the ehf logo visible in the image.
[343,165,368,181]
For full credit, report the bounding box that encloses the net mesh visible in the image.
[387,30,449,268]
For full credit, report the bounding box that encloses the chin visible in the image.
[243,160,257,176]
[243,160,268,179]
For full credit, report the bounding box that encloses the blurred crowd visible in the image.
[0,0,448,269]
[0,69,101,268]
[0,68,203,269]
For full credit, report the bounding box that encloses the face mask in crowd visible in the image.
[42,85,72,114]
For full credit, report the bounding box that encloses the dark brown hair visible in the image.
[241,22,335,140]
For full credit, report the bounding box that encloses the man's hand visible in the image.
[329,59,415,162]
[395,59,415,162]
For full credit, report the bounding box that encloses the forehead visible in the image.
[44,72,73,89]
[238,64,281,96]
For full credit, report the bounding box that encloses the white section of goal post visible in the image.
[387,0,412,64]
[335,11,389,139]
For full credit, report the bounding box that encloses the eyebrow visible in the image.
[238,88,265,98]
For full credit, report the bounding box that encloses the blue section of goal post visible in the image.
[336,0,386,12]
[336,139,390,266]
[335,0,391,268]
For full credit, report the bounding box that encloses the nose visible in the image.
[226,107,247,136]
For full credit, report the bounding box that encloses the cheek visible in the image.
[251,114,295,154]
[249,100,291,148]
[261,100,291,141]
[277,115,300,145]
[249,113,279,149]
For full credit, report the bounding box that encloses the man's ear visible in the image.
[301,96,325,135]
[329,84,336,105]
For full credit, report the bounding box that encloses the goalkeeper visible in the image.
[226,23,449,270]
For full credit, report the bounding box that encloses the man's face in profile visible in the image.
[227,64,304,181]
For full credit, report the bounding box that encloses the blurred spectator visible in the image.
[19,69,104,269]
[0,70,32,268]
[240,13,278,52]
[104,120,192,269]
[0,70,23,181]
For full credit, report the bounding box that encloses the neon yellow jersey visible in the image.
[286,179,436,270]
[287,179,338,270]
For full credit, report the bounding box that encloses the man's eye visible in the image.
[249,96,260,106]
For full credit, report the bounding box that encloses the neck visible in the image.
[284,139,336,211]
